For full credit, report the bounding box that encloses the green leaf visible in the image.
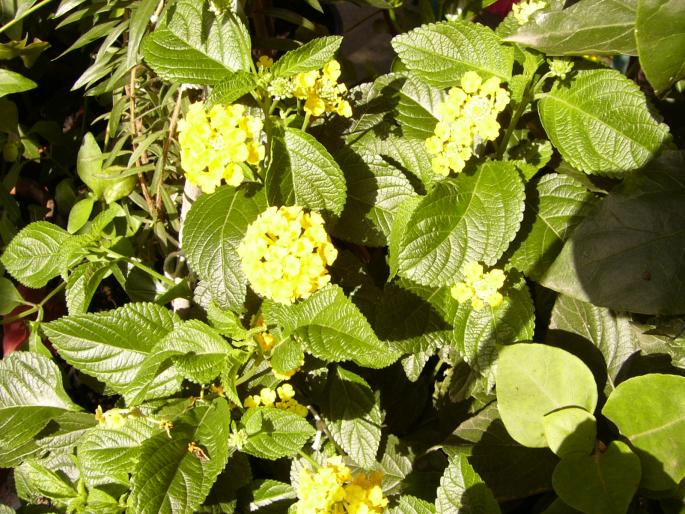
[332,142,419,247]
[65,261,111,314]
[43,303,182,401]
[378,435,414,495]
[248,480,296,511]
[552,440,641,514]
[272,36,342,77]
[271,338,304,376]
[0,352,80,467]
[35,411,96,453]
[548,295,639,390]
[206,302,249,340]
[538,69,669,175]
[0,69,37,98]
[391,20,514,88]
[510,173,597,281]
[67,196,95,233]
[266,127,347,216]
[126,0,159,69]
[16,460,77,501]
[263,284,401,368]
[505,0,638,55]
[0,276,23,315]
[542,151,685,315]
[183,185,266,311]
[142,0,251,84]
[0,37,50,67]
[76,133,135,201]
[398,161,525,287]
[435,454,501,514]
[543,407,596,457]
[390,496,436,514]
[241,407,315,460]
[206,71,257,108]
[78,419,156,486]
[321,367,382,469]
[1,221,71,288]
[602,374,685,490]
[130,398,231,514]
[636,0,685,94]
[388,197,422,281]
[496,343,598,448]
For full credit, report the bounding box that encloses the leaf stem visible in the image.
[103,248,177,287]
[298,449,322,470]
[301,112,311,131]
[0,0,54,35]
[0,281,66,325]
[495,79,535,159]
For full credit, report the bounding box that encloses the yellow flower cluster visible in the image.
[294,456,388,514]
[251,314,276,352]
[426,71,510,176]
[451,262,506,310]
[177,102,265,193]
[291,61,352,117]
[243,383,308,417]
[512,0,547,24]
[238,206,337,304]
[95,405,132,429]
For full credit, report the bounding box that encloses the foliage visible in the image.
[0,0,684,513]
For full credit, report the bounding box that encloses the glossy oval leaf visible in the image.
[543,406,596,457]
[0,69,37,98]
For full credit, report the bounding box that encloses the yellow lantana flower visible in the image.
[177,102,265,193]
[426,71,510,176]
[242,383,308,417]
[238,206,337,304]
[290,60,352,118]
[451,261,506,310]
[512,0,547,24]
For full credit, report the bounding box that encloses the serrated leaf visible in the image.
[43,303,182,401]
[1,221,72,288]
[206,302,249,340]
[263,284,401,368]
[271,338,304,376]
[322,367,382,469]
[65,261,111,314]
[436,454,501,514]
[78,419,156,486]
[249,480,296,510]
[398,161,525,287]
[266,127,347,216]
[0,276,23,315]
[36,411,97,453]
[183,185,266,311]
[388,197,422,281]
[538,69,669,175]
[510,173,597,280]
[549,294,639,390]
[496,343,598,448]
[206,70,257,108]
[636,0,685,94]
[392,20,514,87]
[505,0,638,55]
[390,496,436,514]
[241,407,315,460]
[16,460,77,501]
[378,434,413,495]
[0,69,37,98]
[0,352,80,467]
[333,142,419,247]
[130,398,231,514]
[272,36,342,77]
[142,0,251,84]
[542,151,685,315]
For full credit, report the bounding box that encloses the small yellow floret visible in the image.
[257,55,273,69]
[94,405,127,429]
[426,72,510,176]
[291,60,352,118]
[450,261,507,310]
[177,102,264,193]
[238,206,337,304]
[512,0,547,24]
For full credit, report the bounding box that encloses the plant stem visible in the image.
[104,248,177,287]
[495,79,535,159]
[0,281,66,325]
[0,0,54,35]
[156,87,184,213]
[298,449,321,470]
[301,112,311,131]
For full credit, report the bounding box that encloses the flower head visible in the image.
[243,383,308,417]
[95,405,127,429]
[177,102,265,193]
[238,206,337,304]
[451,261,506,310]
[512,0,547,24]
[290,60,352,118]
[426,72,510,176]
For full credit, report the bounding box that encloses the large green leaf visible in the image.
[496,343,598,448]
[510,173,597,281]
[391,20,514,88]
[538,69,669,175]
[602,374,685,491]
[130,400,231,514]
[321,367,382,469]
[78,419,156,487]
[549,295,638,390]
[636,0,685,94]
[266,127,347,216]
[183,185,266,311]
[553,440,640,514]
[1,221,71,288]
[263,285,401,368]
[65,261,112,314]
[206,71,257,108]
[241,407,315,460]
[435,454,501,514]
[390,496,436,514]
[398,161,525,287]
[542,151,685,315]
[0,69,37,98]
[43,303,182,401]
[16,459,78,502]
[506,0,638,55]
[0,352,80,467]
[543,406,596,457]
[272,36,342,77]
[142,0,251,84]
[36,411,97,454]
